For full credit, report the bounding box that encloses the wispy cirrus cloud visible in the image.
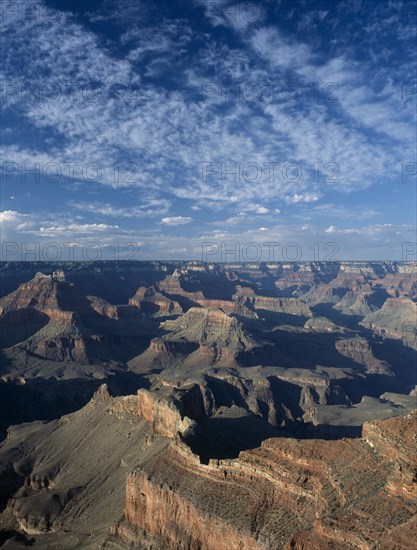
[69,199,171,219]
[0,0,415,259]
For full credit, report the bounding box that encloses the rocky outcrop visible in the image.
[0,386,168,543]
[157,273,205,301]
[135,387,205,438]
[334,289,374,316]
[113,410,417,550]
[335,337,392,375]
[0,274,90,357]
[161,307,257,351]
[362,412,417,499]
[129,287,183,317]
[0,272,65,317]
[304,316,339,332]
[250,296,312,317]
[361,297,417,348]
[379,270,417,299]
[0,261,415,549]
[196,298,257,318]
[301,274,371,307]
[87,295,138,320]
[0,353,415,550]
[0,272,158,362]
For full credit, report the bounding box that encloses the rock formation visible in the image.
[129,287,183,317]
[110,409,417,550]
[361,297,417,348]
[0,261,416,548]
[161,307,256,351]
[0,272,157,363]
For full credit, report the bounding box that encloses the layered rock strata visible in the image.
[112,410,417,550]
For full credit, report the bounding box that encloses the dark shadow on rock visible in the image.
[370,337,417,389]
[0,530,34,547]
[311,303,362,329]
[0,465,24,515]
[0,371,150,444]
[183,413,363,464]
[290,420,362,440]
[240,331,366,374]
[0,260,178,303]
[203,376,250,412]
[0,310,50,349]
[255,310,309,327]
[156,293,199,313]
[184,414,282,462]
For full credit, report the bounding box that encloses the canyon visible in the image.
[0,261,415,548]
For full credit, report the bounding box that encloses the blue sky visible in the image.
[1,0,416,261]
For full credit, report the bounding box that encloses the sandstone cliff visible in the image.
[111,410,417,550]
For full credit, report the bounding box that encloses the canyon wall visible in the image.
[110,410,417,550]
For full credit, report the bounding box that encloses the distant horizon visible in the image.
[1,259,416,264]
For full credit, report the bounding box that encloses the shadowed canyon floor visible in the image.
[0,261,416,548]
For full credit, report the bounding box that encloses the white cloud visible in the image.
[161,216,193,225]
[251,27,311,70]
[1,208,414,261]
[2,3,410,211]
[255,206,269,214]
[36,223,120,238]
[0,210,23,224]
[0,210,35,240]
[250,25,415,152]
[286,194,320,204]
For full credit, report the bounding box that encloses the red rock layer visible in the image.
[114,410,417,550]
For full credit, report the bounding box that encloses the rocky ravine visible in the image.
[1,262,416,452]
[110,391,417,550]
[0,385,416,550]
[0,261,416,548]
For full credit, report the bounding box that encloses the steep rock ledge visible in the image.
[135,386,205,439]
[111,411,417,550]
